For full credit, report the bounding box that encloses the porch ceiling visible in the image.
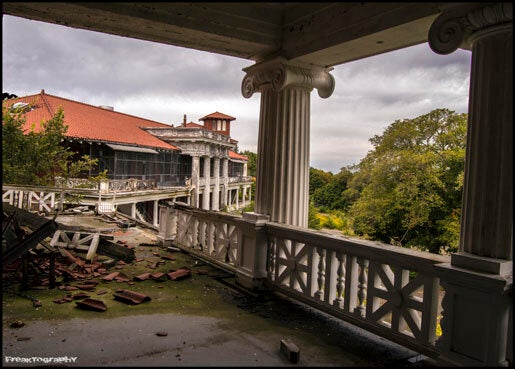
[2,2,476,67]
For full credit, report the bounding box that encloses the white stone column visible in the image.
[130,203,136,218]
[222,158,229,208]
[191,156,200,208]
[235,188,240,209]
[242,57,334,227]
[202,156,211,210]
[213,157,220,211]
[428,3,512,366]
[243,162,248,177]
[153,200,159,227]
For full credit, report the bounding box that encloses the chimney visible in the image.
[183,114,187,126]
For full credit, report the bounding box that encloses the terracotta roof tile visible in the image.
[2,90,179,151]
[184,122,204,129]
[199,111,236,121]
[229,150,248,161]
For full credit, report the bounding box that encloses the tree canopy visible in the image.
[2,105,100,186]
[344,108,466,253]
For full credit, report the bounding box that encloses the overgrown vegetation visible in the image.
[2,104,103,187]
[246,108,466,255]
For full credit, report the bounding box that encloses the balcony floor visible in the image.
[2,214,436,367]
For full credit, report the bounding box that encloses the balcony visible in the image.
[2,209,437,366]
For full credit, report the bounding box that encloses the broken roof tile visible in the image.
[134,273,151,281]
[167,267,191,281]
[113,289,151,304]
[75,298,108,312]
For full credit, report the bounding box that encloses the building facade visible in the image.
[3,90,253,215]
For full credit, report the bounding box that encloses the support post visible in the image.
[235,212,270,290]
[241,57,334,227]
[202,156,211,210]
[428,3,513,366]
[213,157,220,211]
[191,156,200,208]
[157,204,177,247]
[222,157,229,208]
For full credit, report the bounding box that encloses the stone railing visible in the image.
[158,203,449,357]
[228,176,253,184]
[100,179,157,193]
[170,203,243,273]
[265,221,448,357]
[2,185,59,213]
[54,177,99,189]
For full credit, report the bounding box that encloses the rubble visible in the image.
[75,298,108,312]
[113,289,151,304]
[280,338,300,364]
[167,267,191,281]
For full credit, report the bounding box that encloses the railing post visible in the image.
[235,212,269,290]
[157,204,177,247]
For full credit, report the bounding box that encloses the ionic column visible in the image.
[191,156,200,208]
[222,158,229,208]
[213,157,220,211]
[242,57,334,227]
[429,4,512,366]
[202,156,211,210]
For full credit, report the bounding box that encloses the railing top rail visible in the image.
[172,202,243,223]
[266,221,449,272]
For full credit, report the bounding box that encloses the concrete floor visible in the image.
[2,213,434,367]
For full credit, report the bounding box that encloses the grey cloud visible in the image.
[3,15,471,173]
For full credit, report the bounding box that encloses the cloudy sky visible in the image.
[3,14,471,173]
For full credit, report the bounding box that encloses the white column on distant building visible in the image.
[202,156,211,210]
[191,156,200,208]
[131,203,136,218]
[235,188,240,209]
[153,200,159,227]
[222,157,229,208]
[213,157,220,211]
[428,3,512,366]
[243,162,248,177]
[242,57,334,227]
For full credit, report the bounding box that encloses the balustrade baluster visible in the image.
[333,252,346,308]
[356,257,369,318]
[315,248,326,300]
[268,238,276,281]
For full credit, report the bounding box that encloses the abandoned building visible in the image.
[3,90,253,223]
[2,2,512,367]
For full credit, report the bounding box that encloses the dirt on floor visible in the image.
[2,213,430,367]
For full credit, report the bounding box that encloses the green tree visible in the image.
[2,105,100,186]
[347,108,467,254]
[312,167,353,210]
[309,167,332,195]
[241,150,257,177]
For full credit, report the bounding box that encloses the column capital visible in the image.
[428,3,512,55]
[241,57,335,99]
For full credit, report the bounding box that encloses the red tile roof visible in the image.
[229,150,248,161]
[2,90,179,151]
[184,122,204,129]
[199,111,236,121]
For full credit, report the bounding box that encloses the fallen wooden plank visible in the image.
[85,234,100,261]
[96,239,135,263]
